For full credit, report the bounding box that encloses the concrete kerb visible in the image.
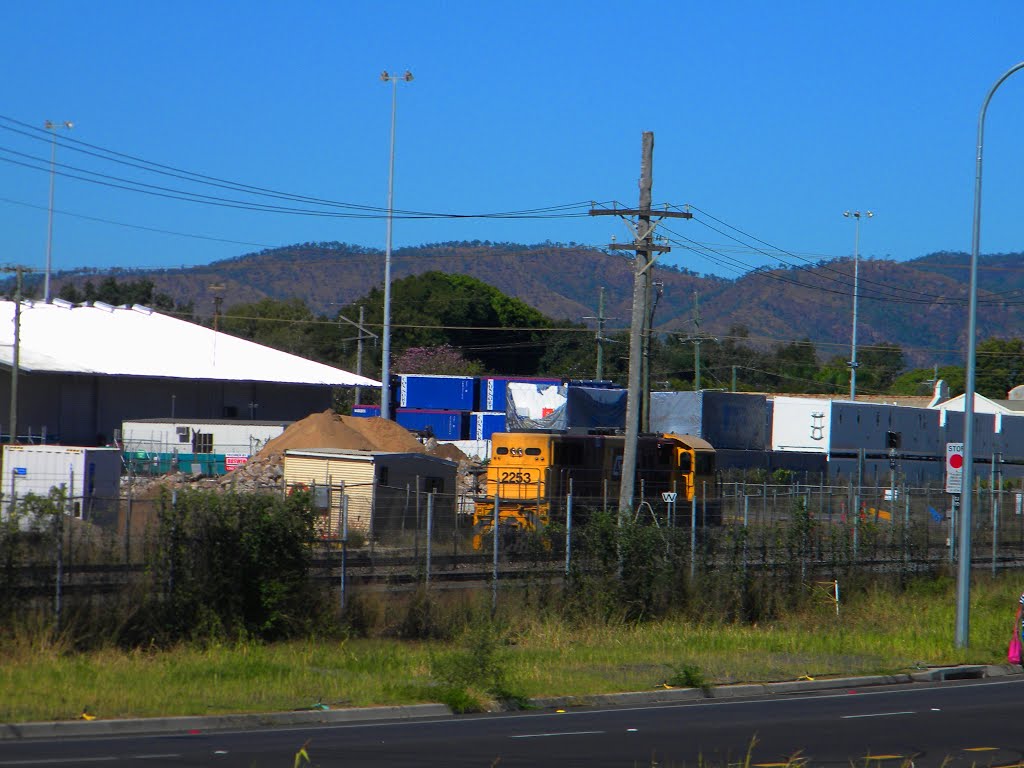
[531,664,1016,709]
[0,704,450,741]
[2,665,1018,741]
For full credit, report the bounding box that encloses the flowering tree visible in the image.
[393,345,485,376]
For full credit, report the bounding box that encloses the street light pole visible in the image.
[956,60,1024,649]
[44,120,73,303]
[379,70,413,421]
[843,210,872,400]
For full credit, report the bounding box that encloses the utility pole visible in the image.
[5,267,25,444]
[583,287,619,381]
[642,279,664,431]
[337,305,379,407]
[693,292,703,391]
[590,132,691,516]
[680,291,715,392]
[209,283,225,332]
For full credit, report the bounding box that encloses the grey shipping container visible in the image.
[649,391,767,450]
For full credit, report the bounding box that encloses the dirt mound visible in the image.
[256,411,425,458]
[431,442,468,463]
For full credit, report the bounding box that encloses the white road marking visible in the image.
[842,711,915,719]
[510,730,604,739]
[0,754,182,766]
[134,755,183,760]
[0,758,117,765]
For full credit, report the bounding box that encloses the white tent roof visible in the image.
[0,300,381,388]
[929,392,1011,414]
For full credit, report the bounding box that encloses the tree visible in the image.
[975,337,1024,399]
[58,277,192,317]
[337,272,561,375]
[393,345,485,376]
[221,298,341,364]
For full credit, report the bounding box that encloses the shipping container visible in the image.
[649,391,767,450]
[397,374,476,410]
[2,444,122,527]
[505,383,627,432]
[351,404,382,418]
[395,408,467,440]
[479,376,561,412]
[120,418,289,458]
[471,411,506,440]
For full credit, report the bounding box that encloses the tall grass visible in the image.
[2,572,1018,723]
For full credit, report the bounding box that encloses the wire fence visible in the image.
[5,477,1024,632]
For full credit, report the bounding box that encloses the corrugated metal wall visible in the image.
[284,454,375,536]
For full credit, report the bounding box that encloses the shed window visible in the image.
[192,432,213,453]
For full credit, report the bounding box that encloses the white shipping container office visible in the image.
[121,418,292,460]
[770,396,1021,485]
[2,444,122,527]
[283,448,458,539]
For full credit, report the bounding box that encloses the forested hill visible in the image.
[46,241,1024,368]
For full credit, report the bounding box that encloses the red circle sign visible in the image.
[949,454,963,469]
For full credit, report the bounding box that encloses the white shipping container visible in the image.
[121,418,291,457]
[771,396,832,453]
[2,444,122,525]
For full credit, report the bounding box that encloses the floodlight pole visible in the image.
[379,70,413,421]
[44,120,73,303]
[956,60,1024,649]
[843,210,872,400]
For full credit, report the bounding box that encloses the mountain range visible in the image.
[48,242,1024,370]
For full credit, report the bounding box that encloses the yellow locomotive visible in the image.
[471,431,718,549]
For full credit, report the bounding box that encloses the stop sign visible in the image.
[946,443,964,494]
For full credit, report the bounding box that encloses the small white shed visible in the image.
[2,444,122,526]
[283,448,457,540]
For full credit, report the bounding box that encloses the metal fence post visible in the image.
[492,490,500,614]
[992,453,998,575]
[340,490,348,614]
[565,479,573,581]
[55,481,66,632]
[690,493,697,579]
[425,491,433,589]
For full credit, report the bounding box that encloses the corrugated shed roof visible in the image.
[0,300,381,388]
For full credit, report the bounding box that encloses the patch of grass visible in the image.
[665,663,711,694]
[1,573,1019,723]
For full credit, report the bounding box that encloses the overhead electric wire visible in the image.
[0,194,277,248]
[679,204,1024,305]
[0,114,600,220]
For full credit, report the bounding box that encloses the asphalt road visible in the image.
[2,677,1023,767]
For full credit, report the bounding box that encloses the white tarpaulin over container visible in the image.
[0,300,380,387]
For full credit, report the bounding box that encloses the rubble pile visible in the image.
[124,411,479,496]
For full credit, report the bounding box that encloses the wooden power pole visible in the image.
[590,132,691,516]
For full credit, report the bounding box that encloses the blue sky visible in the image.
[1,2,1024,281]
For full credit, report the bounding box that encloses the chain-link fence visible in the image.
[6,474,1024,632]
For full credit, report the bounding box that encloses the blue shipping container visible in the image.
[471,411,506,440]
[395,409,467,440]
[398,375,477,410]
[351,404,381,418]
[480,376,561,412]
